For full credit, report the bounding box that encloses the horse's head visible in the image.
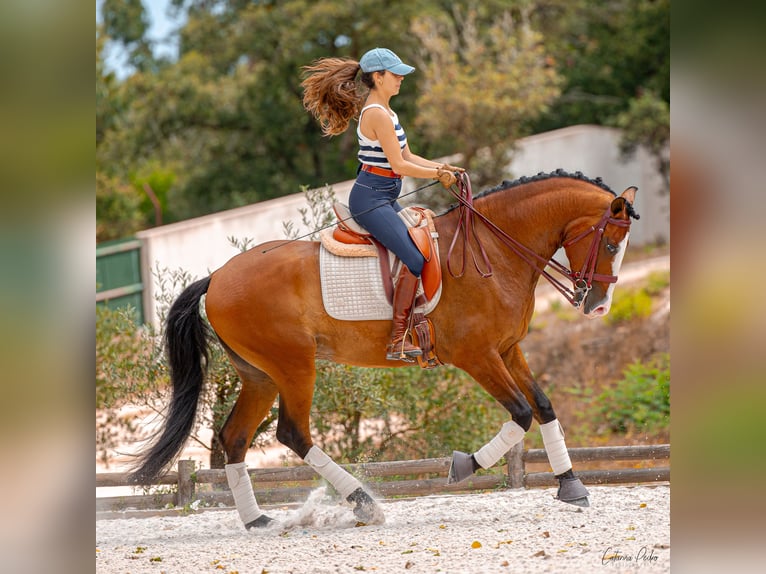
[562,186,639,318]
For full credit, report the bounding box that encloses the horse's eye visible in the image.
[605,242,619,255]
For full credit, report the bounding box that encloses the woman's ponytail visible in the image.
[301,58,365,136]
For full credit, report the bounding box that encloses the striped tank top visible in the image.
[357,104,408,170]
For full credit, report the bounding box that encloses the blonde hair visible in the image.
[302,57,375,137]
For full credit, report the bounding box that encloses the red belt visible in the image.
[361,164,402,179]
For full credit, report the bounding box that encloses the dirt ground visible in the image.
[96,484,670,573]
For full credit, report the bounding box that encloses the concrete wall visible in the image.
[136,124,669,326]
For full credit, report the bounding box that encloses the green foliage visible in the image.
[96,305,163,410]
[100,0,157,73]
[95,304,165,466]
[595,354,670,435]
[614,90,670,192]
[130,163,177,226]
[283,184,337,241]
[96,172,144,242]
[531,0,669,134]
[604,287,653,325]
[644,270,670,296]
[411,4,562,187]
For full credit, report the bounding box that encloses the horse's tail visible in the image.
[128,276,212,484]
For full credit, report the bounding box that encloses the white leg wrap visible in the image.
[304,445,362,499]
[540,419,572,475]
[474,420,525,470]
[225,462,262,525]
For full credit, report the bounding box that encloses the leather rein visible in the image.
[445,173,632,309]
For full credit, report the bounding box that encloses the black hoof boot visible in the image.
[448,451,476,484]
[245,514,274,529]
[557,477,590,507]
[346,487,385,525]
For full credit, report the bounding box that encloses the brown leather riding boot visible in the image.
[386,267,423,361]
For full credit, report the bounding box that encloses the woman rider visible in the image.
[302,47,464,360]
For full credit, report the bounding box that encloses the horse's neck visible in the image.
[436,184,603,281]
[473,189,568,260]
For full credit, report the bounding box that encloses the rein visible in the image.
[445,173,632,309]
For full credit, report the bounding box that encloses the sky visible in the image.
[97,0,186,78]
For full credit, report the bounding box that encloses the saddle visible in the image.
[326,202,442,305]
[320,202,442,369]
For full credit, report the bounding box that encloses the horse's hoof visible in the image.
[556,477,590,507]
[346,487,385,524]
[448,450,475,484]
[563,496,590,508]
[245,514,274,529]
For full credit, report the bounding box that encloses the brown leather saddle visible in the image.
[330,202,442,306]
[328,202,442,369]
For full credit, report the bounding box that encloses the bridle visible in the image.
[445,173,632,309]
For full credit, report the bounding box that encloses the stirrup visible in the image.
[385,339,422,362]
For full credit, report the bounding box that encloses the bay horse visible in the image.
[129,170,639,528]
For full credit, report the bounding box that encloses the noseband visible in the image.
[446,174,632,309]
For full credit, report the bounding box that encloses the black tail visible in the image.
[128,276,212,484]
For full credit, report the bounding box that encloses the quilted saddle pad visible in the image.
[319,245,441,321]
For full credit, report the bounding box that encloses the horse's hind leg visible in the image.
[504,345,590,507]
[270,361,385,525]
[218,348,279,529]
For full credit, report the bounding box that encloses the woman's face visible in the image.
[377,70,404,95]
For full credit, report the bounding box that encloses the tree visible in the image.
[614,90,669,193]
[411,3,562,188]
[531,0,669,133]
[96,172,144,242]
[100,0,157,74]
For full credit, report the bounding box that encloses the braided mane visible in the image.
[446,168,640,220]
[480,168,616,198]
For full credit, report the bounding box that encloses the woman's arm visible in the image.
[402,146,442,169]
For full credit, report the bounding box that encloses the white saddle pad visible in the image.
[319,245,441,321]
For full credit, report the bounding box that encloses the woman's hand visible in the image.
[440,163,466,173]
[436,167,458,189]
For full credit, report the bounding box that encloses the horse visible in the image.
[129,170,639,529]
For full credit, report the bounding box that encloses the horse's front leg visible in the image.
[448,352,531,484]
[503,345,590,507]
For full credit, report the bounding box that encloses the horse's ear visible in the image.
[610,186,638,217]
[621,186,637,204]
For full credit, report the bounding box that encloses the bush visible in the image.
[604,287,653,325]
[596,353,670,435]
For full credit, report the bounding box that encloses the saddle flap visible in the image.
[408,225,432,261]
[408,224,441,302]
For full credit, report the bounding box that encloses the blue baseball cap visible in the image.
[359,48,415,76]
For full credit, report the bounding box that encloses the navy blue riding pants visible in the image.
[348,170,425,277]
